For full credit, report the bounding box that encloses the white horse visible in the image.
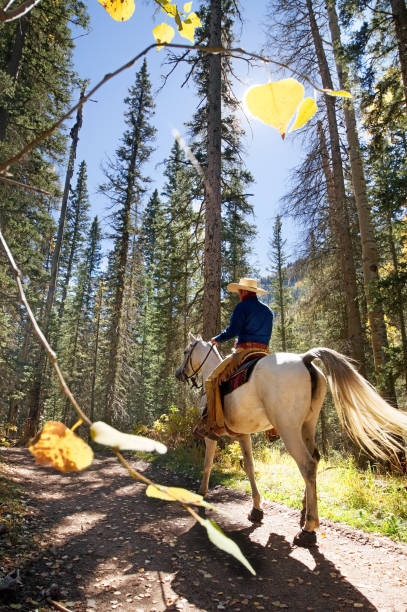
[175,333,407,546]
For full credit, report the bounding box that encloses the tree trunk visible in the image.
[327,0,396,402]
[306,0,365,369]
[45,92,84,319]
[390,0,407,103]
[20,95,84,444]
[203,0,222,340]
[386,212,407,392]
[90,282,103,426]
[58,182,86,320]
[0,15,30,141]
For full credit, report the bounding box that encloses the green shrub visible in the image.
[150,404,199,449]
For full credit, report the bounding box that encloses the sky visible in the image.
[70,1,306,275]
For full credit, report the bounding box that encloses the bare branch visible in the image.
[49,601,73,612]
[364,2,393,17]
[0,174,52,195]
[0,0,41,22]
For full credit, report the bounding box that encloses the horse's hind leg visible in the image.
[281,431,319,544]
[199,438,217,497]
[300,417,321,528]
[299,368,326,529]
[239,435,263,523]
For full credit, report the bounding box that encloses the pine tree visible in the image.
[101,58,156,425]
[58,160,91,320]
[148,141,201,416]
[268,216,292,352]
[0,1,89,438]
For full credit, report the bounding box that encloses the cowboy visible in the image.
[195,278,274,440]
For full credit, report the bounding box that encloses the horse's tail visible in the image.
[302,347,407,460]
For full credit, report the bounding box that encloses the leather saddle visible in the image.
[220,352,266,400]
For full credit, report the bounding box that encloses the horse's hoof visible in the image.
[300,508,306,528]
[248,508,264,523]
[293,529,317,548]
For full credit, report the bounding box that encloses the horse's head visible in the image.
[175,332,209,383]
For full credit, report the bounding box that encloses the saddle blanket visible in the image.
[220,352,266,398]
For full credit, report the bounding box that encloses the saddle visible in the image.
[220,352,266,401]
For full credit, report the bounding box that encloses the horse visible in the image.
[175,333,407,547]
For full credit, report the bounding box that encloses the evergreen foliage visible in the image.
[100,58,156,425]
[0,0,88,431]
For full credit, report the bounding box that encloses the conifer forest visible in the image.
[0,0,406,461]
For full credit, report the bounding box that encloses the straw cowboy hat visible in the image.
[226,277,268,295]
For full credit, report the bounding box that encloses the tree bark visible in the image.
[203,0,222,340]
[90,282,103,427]
[386,212,407,393]
[58,165,88,321]
[327,0,396,401]
[306,0,365,369]
[45,92,84,319]
[390,0,407,103]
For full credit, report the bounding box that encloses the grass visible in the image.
[150,441,407,542]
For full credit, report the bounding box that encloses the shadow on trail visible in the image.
[169,522,376,611]
[2,448,377,612]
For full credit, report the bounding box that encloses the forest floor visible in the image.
[1,447,407,612]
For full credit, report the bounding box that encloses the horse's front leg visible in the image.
[239,434,263,523]
[199,437,217,497]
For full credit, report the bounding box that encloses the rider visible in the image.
[195,277,274,440]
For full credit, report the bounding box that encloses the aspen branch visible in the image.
[0,174,52,196]
[113,449,202,522]
[0,42,337,173]
[0,0,41,22]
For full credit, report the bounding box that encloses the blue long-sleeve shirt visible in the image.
[214,296,273,346]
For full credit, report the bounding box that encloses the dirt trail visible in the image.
[1,447,407,612]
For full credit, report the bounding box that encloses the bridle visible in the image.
[179,340,215,389]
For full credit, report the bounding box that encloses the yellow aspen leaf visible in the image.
[153,22,175,50]
[199,518,256,575]
[184,1,192,11]
[185,11,201,27]
[325,88,352,98]
[146,485,204,503]
[29,421,93,473]
[160,1,177,17]
[90,421,167,453]
[245,79,304,139]
[289,97,318,132]
[178,19,195,42]
[98,0,135,22]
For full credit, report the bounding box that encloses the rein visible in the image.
[182,341,215,389]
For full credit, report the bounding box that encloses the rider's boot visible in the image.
[193,407,225,441]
